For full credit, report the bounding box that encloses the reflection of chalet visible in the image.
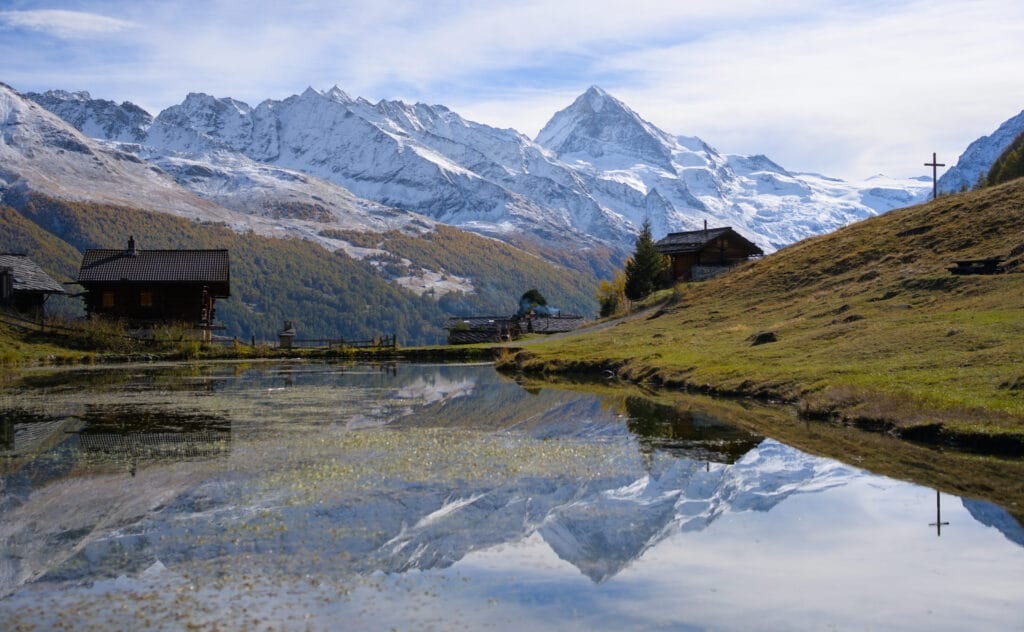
[77,408,232,461]
[0,254,66,320]
[654,226,763,281]
[78,430,231,460]
[77,237,229,336]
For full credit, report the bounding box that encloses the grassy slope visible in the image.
[504,178,1024,444]
[3,194,598,344]
[329,224,600,316]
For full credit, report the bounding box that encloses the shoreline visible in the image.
[495,348,1024,458]
[5,334,1024,459]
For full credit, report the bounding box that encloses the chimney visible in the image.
[128,235,138,255]
[703,219,708,239]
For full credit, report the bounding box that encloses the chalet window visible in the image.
[101,291,115,308]
[139,291,153,307]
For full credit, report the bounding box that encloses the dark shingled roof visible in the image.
[0,254,66,294]
[77,249,230,291]
[654,227,763,256]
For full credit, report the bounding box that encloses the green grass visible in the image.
[500,178,1024,451]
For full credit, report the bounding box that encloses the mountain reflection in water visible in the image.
[1,362,1022,630]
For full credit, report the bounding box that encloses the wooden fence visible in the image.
[281,334,397,350]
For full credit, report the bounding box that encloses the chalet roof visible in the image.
[77,248,230,289]
[444,316,515,331]
[0,254,66,294]
[654,227,763,256]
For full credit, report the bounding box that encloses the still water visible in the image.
[1,362,1022,630]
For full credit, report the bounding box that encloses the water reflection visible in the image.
[1,362,1022,630]
[624,396,762,464]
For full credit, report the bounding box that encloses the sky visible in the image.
[1,0,1023,180]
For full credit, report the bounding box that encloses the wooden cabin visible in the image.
[445,317,518,345]
[0,254,66,320]
[654,226,763,281]
[77,237,229,337]
[444,313,586,345]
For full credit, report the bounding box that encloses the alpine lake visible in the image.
[1,361,1022,631]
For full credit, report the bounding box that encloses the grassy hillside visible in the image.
[328,225,599,316]
[2,194,596,344]
[2,196,440,344]
[502,178,1024,447]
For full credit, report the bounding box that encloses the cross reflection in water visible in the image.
[929,489,950,536]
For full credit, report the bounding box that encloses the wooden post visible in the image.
[925,152,945,200]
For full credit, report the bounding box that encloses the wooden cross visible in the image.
[925,152,945,200]
[929,489,950,536]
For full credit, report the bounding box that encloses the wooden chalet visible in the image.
[0,254,66,320]
[77,237,229,337]
[654,226,763,281]
[445,317,518,345]
[445,313,586,345]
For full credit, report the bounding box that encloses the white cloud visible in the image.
[3,0,1023,179]
[0,9,137,39]
[581,0,1024,177]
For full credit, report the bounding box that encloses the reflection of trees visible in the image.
[624,396,762,464]
[14,365,226,393]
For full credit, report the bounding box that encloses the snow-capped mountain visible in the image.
[25,89,151,143]
[937,108,1024,194]
[145,88,625,252]
[1,82,221,219]
[537,87,931,248]
[3,83,451,266]
[27,85,931,255]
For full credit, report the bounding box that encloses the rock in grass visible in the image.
[749,331,777,346]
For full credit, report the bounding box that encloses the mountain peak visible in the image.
[582,85,611,109]
[326,85,353,104]
[22,86,152,143]
[300,86,324,100]
[39,89,92,102]
[535,87,675,171]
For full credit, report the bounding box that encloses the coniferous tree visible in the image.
[623,219,669,301]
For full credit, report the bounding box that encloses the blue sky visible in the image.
[2,0,1022,180]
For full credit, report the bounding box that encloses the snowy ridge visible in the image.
[535,87,932,250]
[938,109,1024,194]
[26,84,932,258]
[1,83,222,219]
[4,84,472,296]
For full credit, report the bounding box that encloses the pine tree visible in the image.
[623,219,669,301]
